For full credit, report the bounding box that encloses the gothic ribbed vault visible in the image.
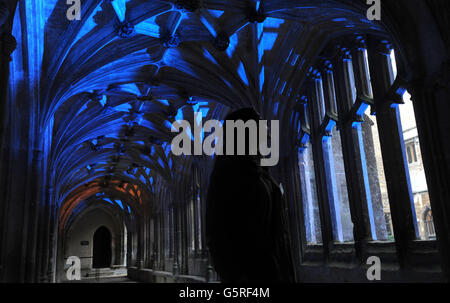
[1,0,450,283]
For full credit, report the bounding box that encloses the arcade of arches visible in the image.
[0,0,449,283]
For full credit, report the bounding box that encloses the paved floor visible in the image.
[67,276,137,283]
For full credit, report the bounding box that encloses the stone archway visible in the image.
[93,226,112,269]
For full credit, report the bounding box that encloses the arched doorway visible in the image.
[93,226,112,268]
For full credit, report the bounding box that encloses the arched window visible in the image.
[299,38,439,250]
[423,208,436,240]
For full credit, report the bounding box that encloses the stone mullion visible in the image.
[308,76,335,261]
[298,146,315,246]
[332,49,374,261]
[351,38,373,99]
[367,38,418,268]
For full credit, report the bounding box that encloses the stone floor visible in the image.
[67,276,137,283]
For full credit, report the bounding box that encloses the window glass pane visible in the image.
[399,91,435,240]
[361,107,395,241]
[390,50,398,80]
[323,128,354,242]
[299,142,322,244]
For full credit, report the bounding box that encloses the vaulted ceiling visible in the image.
[8,0,392,227]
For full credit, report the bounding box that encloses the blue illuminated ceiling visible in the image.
[8,0,385,216]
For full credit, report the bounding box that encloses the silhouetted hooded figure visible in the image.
[206,108,296,283]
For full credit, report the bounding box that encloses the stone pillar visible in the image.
[180,197,189,275]
[136,216,144,269]
[38,185,54,282]
[407,62,450,280]
[273,151,303,282]
[0,25,16,281]
[169,205,174,258]
[22,148,44,283]
[46,192,58,282]
[193,164,201,254]
[172,203,180,276]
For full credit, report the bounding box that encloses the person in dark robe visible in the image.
[205,107,296,283]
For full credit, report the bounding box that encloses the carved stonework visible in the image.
[117,20,135,38]
[212,32,229,52]
[175,0,202,13]
[246,5,266,23]
[162,34,180,49]
[336,45,352,60]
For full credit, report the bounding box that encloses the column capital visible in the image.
[308,68,322,81]
[374,40,393,56]
[117,20,135,39]
[336,45,352,60]
[175,0,202,13]
[161,33,181,49]
[298,95,308,105]
[212,31,230,52]
[315,60,334,73]
[353,35,367,51]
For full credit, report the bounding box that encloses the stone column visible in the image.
[274,151,303,282]
[136,216,144,269]
[38,185,54,282]
[193,164,200,254]
[180,197,189,275]
[407,62,450,280]
[172,203,180,276]
[46,191,58,282]
[0,25,16,281]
